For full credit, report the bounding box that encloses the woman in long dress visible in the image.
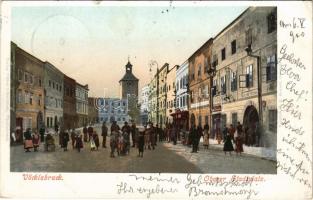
[24,128,33,152]
[223,131,234,155]
[32,131,40,152]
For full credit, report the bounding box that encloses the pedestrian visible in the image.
[229,124,236,140]
[110,131,118,158]
[149,124,156,150]
[90,136,96,151]
[144,124,151,150]
[137,127,145,157]
[70,129,76,149]
[32,131,40,152]
[62,130,70,151]
[24,128,33,152]
[130,121,137,147]
[101,122,108,148]
[111,121,120,133]
[203,123,209,149]
[75,133,83,152]
[189,124,198,153]
[83,125,88,142]
[234,129,243,155]
[223,131,234,155]
[59,130,64,148]
[39,126,45,143]
[93,131,100,151]
[171,124,177,145]
[45,133,55,151]
[196,124,203,151]
[87,124,93,142]
[222,125,228,142]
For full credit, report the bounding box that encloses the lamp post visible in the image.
[245,45,263,131]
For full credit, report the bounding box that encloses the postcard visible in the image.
[0,1,312,199]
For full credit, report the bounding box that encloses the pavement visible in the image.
[10,126,276,174]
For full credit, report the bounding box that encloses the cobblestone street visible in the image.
[11,127,276,173]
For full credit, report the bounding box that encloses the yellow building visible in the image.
[210,7,277,150]
[15,45,45,133]
[165,65,177,124]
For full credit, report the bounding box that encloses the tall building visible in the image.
[76,83,89,127]
[43,62,64,131]
[139,85,150,125]
[119,61,139,99]
[210,7,277,151]
[188,38,213,128]
[157,63,169,128]
[165,65,177,124]
[63,75,76,130]
[148,75,158,125]
[172,60,189,130]
[14,44,45,134]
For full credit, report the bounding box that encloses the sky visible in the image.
[11,3,247,98]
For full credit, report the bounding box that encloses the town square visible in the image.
[10,5,277,174]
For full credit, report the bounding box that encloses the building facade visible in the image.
[63,75,76,130]
[44,62,64,131]
[165,65,177,124]
[157,63,169,128]
[140,85,149,125]
[76,83,89,127]
[176,61,189,111]
[15,45,45,133]
[148,75,158,125]
[88,97,99,125]
[210,7,277,150]
[98,98,129,125]
[188,39,213,128]
[11,42,17,138]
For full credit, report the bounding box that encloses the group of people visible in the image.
[108,120,157,158]
[222,122,244,155]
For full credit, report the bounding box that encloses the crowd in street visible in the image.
[20,120,245,157]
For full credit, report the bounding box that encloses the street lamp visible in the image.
[245,45,263,132]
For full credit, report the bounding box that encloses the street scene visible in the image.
[11,124,276,173]
[10,6,277,173]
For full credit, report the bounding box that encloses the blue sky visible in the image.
[12,5,247,97]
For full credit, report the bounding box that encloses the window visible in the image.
[221,76,226,94]
[17,90,22,104]
[30,93,33,105]
[232,113,238,127]
[269,110,277,132]
[231,40,236,54]
[24,91,29,104]
[246,65,253,88]
[266,54,277,81]
[197,64,202,77]
[212,80,217,96]
[29,75,33,84]
[204,57,209,73]
[212,54,218,70]
[49,80,51,87]
[47,117,50,127]
[204,85,209,98]
[231,71,237,92]
[18,70,23,81]
[221,48,226,61]
[267,9,277,34]
[24,73,28,83]
[23,117,32,132]
[38,94,41,106]
[53,82,55,89]
[38,78,42,87]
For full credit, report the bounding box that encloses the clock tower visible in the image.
[119,60,139,99]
